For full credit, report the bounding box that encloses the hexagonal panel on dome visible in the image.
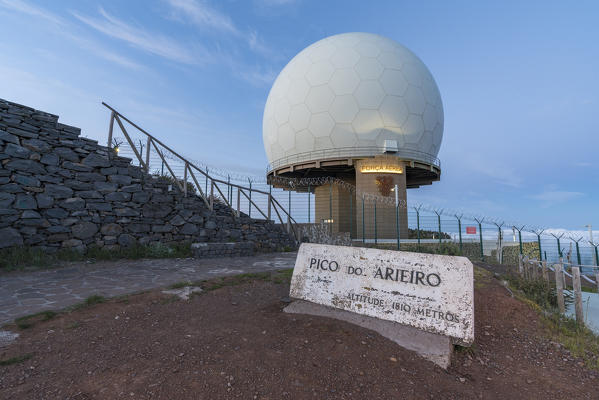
[329,69,360,95]
[277,123,295,151]
[352,109,383,141]
[379,69,408,96]
[329,95,360,123]
[289,103,311,131]
[262,32,444,167]
[273,99,290,125]
[330,47,360,68]
[286,77,310,106]
[308,112,335,138]
[379,95,409,128]
[306,60,335,86]
[354,57,384,80]
[404,85,426,115]
[354,80,385,109]
[354,40,381,58]
[378,51,404,70]
[305,85,335,113]
[295,129,315,152]
[330,123,358,148]
[402,114,425,144]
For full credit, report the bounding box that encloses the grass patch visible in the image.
[69,294,106,311]
[0,242,193,272]
[504,272,599,369]
[455,343,478,357]
[273,268,294,284]
[0,353,32,366]
[14,310,57,330]
[543,312,599,370]
[169,281,193,289]
[473,266,493,289]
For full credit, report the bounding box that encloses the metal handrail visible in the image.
[102,102,298,242]
[267,146,441,173]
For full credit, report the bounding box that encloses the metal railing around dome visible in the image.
[101,102,299,242]
[266,146,441,173]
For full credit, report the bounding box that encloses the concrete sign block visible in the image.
[289,243,474,345]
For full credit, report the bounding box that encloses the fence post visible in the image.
[542,260,549,283]
[535,230,543,261]
[518,227,523,255]
[287,190,291,234]
[362,194,365,243]
[350,192,353,240]
[456,215,463,255]
[374,198,377,245]
[574,239,582,266]
[329,182,333,224]
[435,211,442,247]
[395,203,400,251]
[307,184,310,224]
[518,254,523,275]
[555,262,566,314]
[415,207,421,251]
[475,219,484,261]
[572,266,584,324]
[551,233,564,258]
[107,111,115,148]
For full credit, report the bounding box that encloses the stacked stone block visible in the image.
[0,98,294,254]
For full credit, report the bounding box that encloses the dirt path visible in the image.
[0,252,297,326]
[0,267,596,399]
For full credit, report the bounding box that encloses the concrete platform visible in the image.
[284,300,453,368]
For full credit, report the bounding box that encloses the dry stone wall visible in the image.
[0,98,294,253]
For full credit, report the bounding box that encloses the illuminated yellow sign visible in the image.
[360,165,403,174]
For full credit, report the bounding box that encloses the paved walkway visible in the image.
[0,252,298,326]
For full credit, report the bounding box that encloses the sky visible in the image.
[0,0,597,232]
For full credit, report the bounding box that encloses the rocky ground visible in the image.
[0,266,596,399]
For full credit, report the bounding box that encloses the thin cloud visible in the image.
[1,0,142,71]
[166,0,238,34]
[72,7,201,65]
[530,189,584,207]
[0,0,64,26]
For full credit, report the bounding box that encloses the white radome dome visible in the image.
[263,32,443,166]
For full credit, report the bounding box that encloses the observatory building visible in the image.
[263,32,443,239]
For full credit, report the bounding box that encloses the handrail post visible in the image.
[183,162,188,197]
[145,136,151,172]
[268,194,272,222]
[555,261,565,313]
[210,180,214,210]
[572,266,584,324]
[248,179,252,218]
[542,260,549,283]
[107,111,115,148]
[236,187,240,217]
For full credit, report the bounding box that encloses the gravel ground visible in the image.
[0,267,596,399]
